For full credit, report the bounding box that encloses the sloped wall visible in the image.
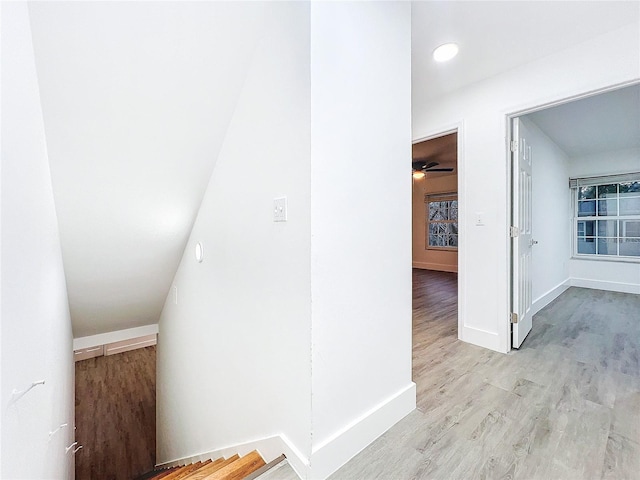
[1,3,75,477]
[156,2,313,473]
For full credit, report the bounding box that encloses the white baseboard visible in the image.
[570,277,640,295]
[156,433,309,479]
[460,326,504,353]
[412,261,457,273]
[73,324,159,350]
[531,279,570,316]
[154,384,416,480]
[308,382,416,480]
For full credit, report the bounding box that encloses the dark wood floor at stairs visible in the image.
[76,346,156,480]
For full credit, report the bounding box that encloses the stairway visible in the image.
[139,451,274,480]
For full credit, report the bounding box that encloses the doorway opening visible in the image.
[411,130,460,400]
[508,83,640,350]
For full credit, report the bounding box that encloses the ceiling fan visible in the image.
[412,160,454,173]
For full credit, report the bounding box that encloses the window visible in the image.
[573,176,640,259]
[426,194,457,249]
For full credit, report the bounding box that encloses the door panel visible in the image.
[512,118,533,348]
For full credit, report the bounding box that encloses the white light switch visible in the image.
[475,212,485,226]
[273,197,287,222]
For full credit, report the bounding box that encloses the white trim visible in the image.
[412,121,465,346]
[570,277,640,295]
[460,326,504,353]
[571,254,640,264]
[154,383,416,480]
[73,324,159,350]
[506,80,640,118]
[412,124,459,144]
[531,279,571,316]
[104,335,157,356]
[412,261,457,273]
[309,383,416,480]
[456,122,467,349]
[156,434,309,480]
[571,177,640,260]
[425,194,458,251]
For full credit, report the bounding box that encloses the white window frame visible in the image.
[571,173,640,262]
[425,193,458,251]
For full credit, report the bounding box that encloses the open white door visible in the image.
[511,117,534,348]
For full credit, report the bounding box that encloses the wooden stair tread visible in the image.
[162,460,210,480]
[151,467,180,479]
[243,455,286,480]
[201,451,266,480]
[185,455,239,480]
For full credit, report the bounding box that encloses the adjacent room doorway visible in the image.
[411,130,460,396]
[508,83,640,350]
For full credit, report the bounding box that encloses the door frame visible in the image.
[504,80,640,350]
[412,122,464,340]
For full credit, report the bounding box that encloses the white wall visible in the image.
[413,23,640,352]
[568,147,640,294]
[156,2,313,475]
[157,3,414,479]
[569,147,640,178]
[1,3,75,478]
[309,3,414,478]
[520,117,571,314]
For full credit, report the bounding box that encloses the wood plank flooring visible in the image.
[328,270,640,479]
[75,345,156,480]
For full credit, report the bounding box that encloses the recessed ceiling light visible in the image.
[433,43,459,62]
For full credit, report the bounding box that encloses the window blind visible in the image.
[424,192,457,203]
[569,172,640,188]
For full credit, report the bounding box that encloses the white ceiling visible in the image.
[411,1,639,107]
[25,1,639,338]
[412,1,640,163]
[29,2,268,337]
[526,84,640,157]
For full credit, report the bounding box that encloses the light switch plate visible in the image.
[274,197,287,222]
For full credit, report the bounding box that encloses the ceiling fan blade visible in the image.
[412,161,427,171]
[425,167,454,172]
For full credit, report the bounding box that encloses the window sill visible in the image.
[571,255,640,264]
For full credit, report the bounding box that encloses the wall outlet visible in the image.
[274,197,287,222]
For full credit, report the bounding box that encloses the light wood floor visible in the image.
[75,346,156,480]
[326,270,640,479]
